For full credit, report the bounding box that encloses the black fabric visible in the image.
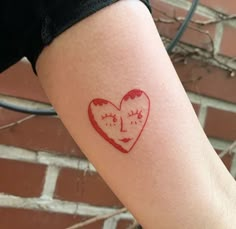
[0,0,151,74]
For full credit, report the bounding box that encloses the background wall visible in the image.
[0,0,236,228]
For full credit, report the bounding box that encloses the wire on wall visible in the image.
[166,0,199,53]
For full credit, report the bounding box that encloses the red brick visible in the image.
[0,159,46,197]
[0,61,49,103]
[0,115,84,157]
[193,0,236,15]
[0,108,28,127]
[174,58,236,104]
[117,219,134,229]
[151,0,216,50]
[216,150,233,171]
[204,108,236,141]
[192,103,200,115]
[220,25,236,58]
[0,208,103,229]
[55,168,122,207]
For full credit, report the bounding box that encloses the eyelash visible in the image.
[102,113,117,121]
[128,109,142,119]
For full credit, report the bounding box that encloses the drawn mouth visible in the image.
[119,138,132,143]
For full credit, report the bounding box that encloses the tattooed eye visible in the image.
[128,110,143,119]
[101,113,117,122]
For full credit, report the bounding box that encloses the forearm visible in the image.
[36,1,236,228]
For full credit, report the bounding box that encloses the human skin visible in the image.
[36,0,236,228]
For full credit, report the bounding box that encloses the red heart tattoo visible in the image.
[88,89,150,153]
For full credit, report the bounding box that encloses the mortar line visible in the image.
[187,92,236,113]
[37,151,96,172]
[41,165,60,199]
[230,154,236,179]
[0,194,133,220]
[198,105,208,127]
[214,23,224,54]
[0,145,96,172]
[103,216,119,229]
[209,138,236,153]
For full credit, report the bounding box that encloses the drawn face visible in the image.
[88,89,150,153]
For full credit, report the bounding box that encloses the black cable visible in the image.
[166,0,199,53]
[0,0,199,115]
[0,100,57,115]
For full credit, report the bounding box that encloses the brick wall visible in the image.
[0,0,236,228]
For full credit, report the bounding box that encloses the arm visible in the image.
[36,1,236,228]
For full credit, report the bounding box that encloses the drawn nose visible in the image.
[120,117,127,132]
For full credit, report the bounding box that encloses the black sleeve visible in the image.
[0,0,152,74]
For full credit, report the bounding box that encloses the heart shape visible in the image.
[88,89,150,153]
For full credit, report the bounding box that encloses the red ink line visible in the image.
[123,89,143,101]
[88,89,150,154]
[120,117,127,133]
[119,138,132,143]
[88,102,129,153]
[93,99,108,106]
